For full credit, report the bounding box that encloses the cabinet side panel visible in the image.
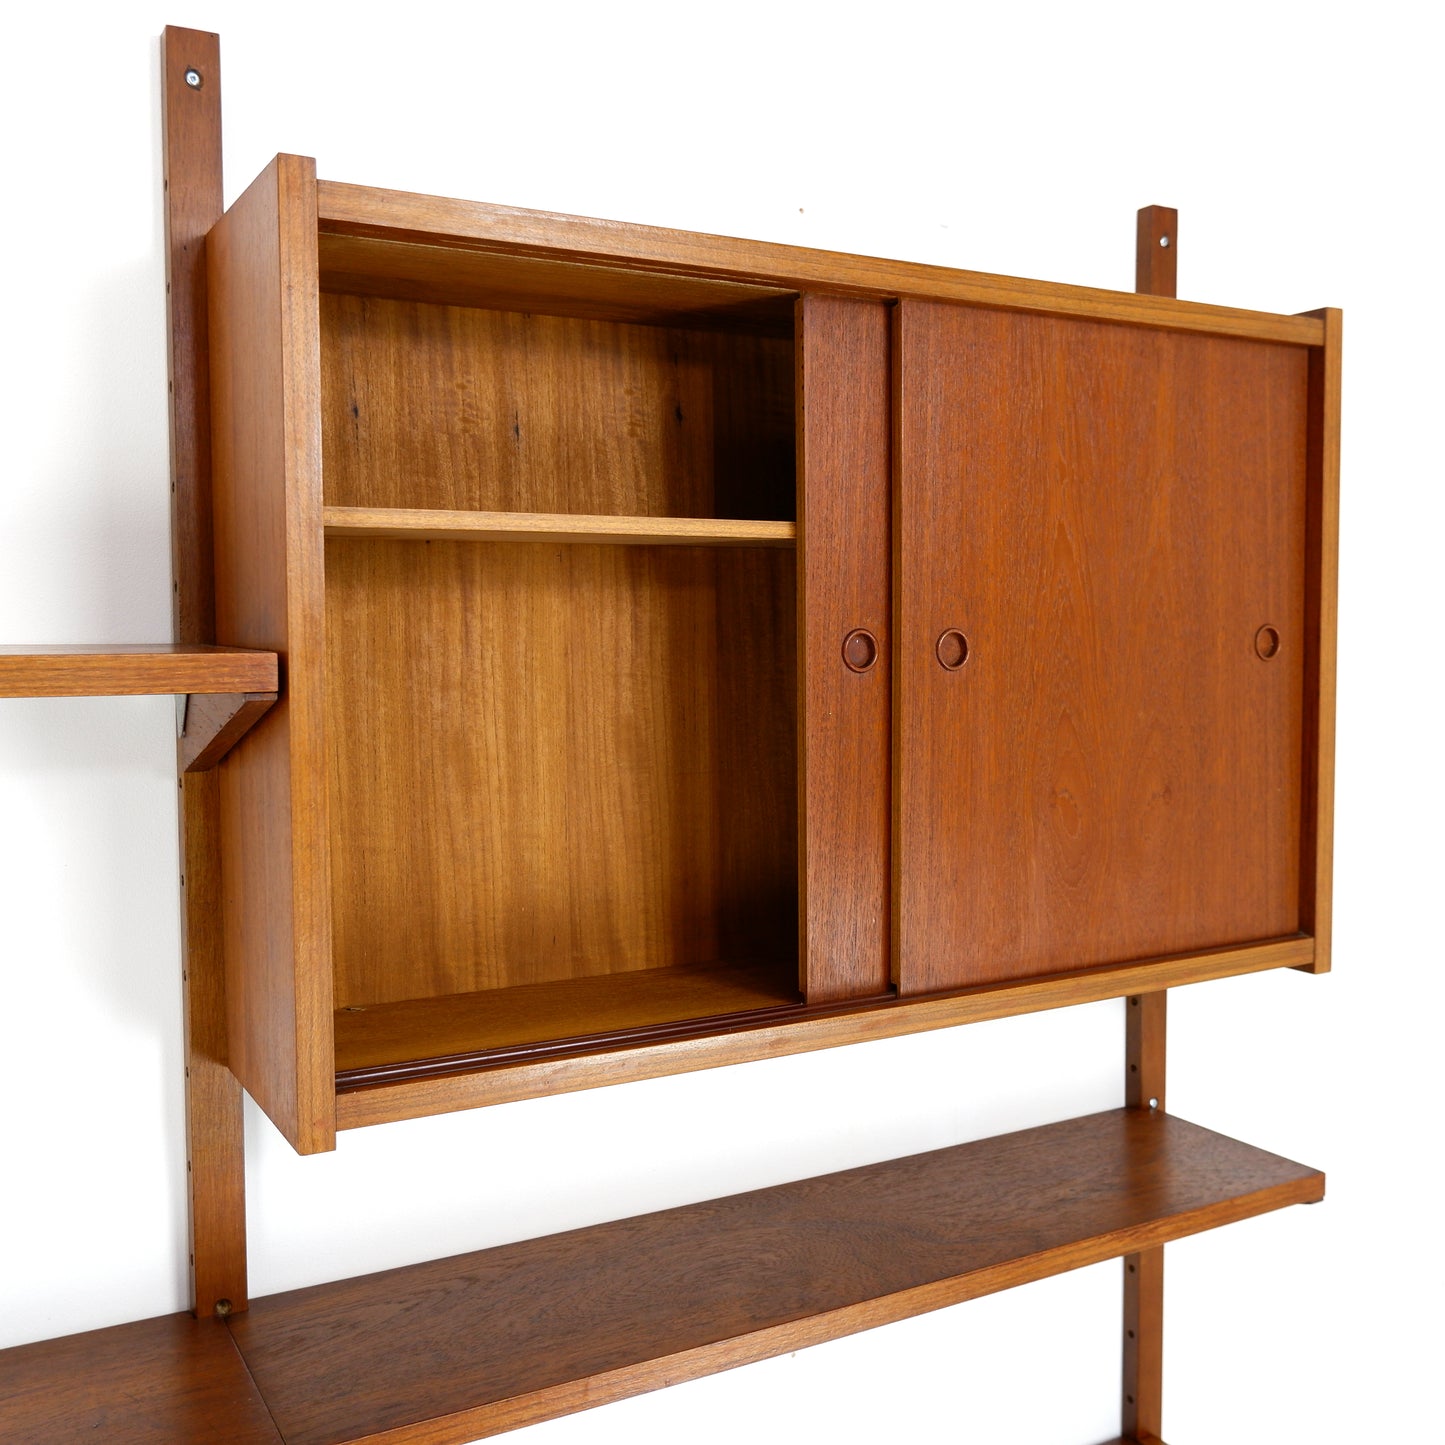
[209,155,335,1153]
[896,301,1307,993]
[797,296,891,1002]
[1298,308,1341,972]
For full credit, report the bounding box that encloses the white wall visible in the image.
[0,3,1438,1440]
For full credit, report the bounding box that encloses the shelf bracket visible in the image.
[163,23,249,1319]
[180,691,277,772]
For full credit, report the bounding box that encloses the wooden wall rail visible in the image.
[161,22,251,1318]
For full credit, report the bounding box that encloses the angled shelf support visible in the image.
[179,691,278,772]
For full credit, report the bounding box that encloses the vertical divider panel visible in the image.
[796,295,892,1002]
[209,154,335,1154]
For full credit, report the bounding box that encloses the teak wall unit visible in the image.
[0,26,1339,1445]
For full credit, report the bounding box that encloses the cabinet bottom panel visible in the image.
[333,958,804,1087]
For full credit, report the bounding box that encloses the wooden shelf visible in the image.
[323,505,797,547]
[0,1314,280,1444]
[0,1109,1313,1445]
[235,1110,1320,1444]
[335,960,802,1085]
[0,644,278,698]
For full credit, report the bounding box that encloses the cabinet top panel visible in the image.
[316,175,1325,347]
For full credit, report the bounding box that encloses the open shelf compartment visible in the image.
[318,202,803,1088]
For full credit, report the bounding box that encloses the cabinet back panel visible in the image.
[319,293,795,520]
[325,538,797,1006]
[896,304,1308,992]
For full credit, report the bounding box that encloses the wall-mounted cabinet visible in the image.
[208,156,1334,1156]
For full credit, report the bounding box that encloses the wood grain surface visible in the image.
[161,23,251,1315]
[336,935,1312,1128]
[316,181,1324,348]
[1120,208,1177,1445]
[0,1313,279,1443]
[318,292,795,518]
[1299,306,1342,973]
[1135,206,1178,299]
[795,295,893,1003]
[209,153,336,1154]
[333,960,799,1078]
[323,506,794,546]
[229,1109,1322,1445]
[0,643,276,697]
[325,537,796,1006]
[895,301,1308,994]
[1124,993,1168,1441]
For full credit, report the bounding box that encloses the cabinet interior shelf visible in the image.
[0,644,279,698]
[0,1108,1324,1445]
[322,506,797,547]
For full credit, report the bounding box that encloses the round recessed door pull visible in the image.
[936,629,970,670]
[1254,624,1281,660]
[842,628,878,673]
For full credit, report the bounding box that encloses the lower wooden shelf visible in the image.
[0,1313,280,1443]
[0,1108,1322,1444]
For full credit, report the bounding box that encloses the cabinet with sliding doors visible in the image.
[207,154,1330,1157]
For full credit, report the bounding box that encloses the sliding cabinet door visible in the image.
[894,301,1308,994]
[795,295,892,1003]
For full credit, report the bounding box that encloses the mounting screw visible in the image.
[184,67,203,89]
[1159,234,1170,247]
[1149,1096,1159,1110]
[215,1298,233,1317]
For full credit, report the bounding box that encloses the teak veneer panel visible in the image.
[0,643,276,697]
[796,295,892,1002]
[322,506,795,546]
[895,302,1308,994]
[325,538,797,1005]
[208,153,336,1154]
[315,179,1326,347]
[0,1313,280,1444]
[227,1110,1323,1445]
[318,293,795,521]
